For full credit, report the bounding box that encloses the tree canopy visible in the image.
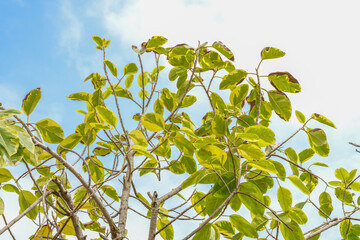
[0,36,359,240]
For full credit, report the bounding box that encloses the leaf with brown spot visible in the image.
[212,41,235,61]
[261,47,285,60]
[268,72,301,93]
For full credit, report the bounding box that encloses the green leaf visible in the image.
[171,133,195,156]
[295,110,306,123]
[19,190,38,220]
[57,133,82,154]
[181,169,216,189]
[0,197,4,215]
[288,207,307,225]
[22,88,41,116]
[2,184,19,193]
[58,218,76,236]
[247,160,278,174]
[180,95,196,108]
[92,36,103,47]
[268,90,292,121]
[0,126,19,156]
[156,218,174,240]
[277,187,292,212]
[160,88,176,112]
[311,162,329,168]
[36,118,64,144]
[270,159,287,181]
[335,168,349,182]
[311,113,336,129]
[87,157,104,183]
[238,182,265,216]
[230,84,249,107]
[308,128,327,146]
[178,156,195,175]
[196,145,226,169]
[104,60,118,77]
[319,192,333,218]
[0,109,22,120]
[101,185,119,202]
[129,130,148,147]
[230,214,258,238]
[219,69,247,90]
[238,143,265,161]
[96,105,118,127]
[146,36,168,50]
[335,187,353,203]
[340,219,352,239]
[261,47,285,60]
[91,89,103,107]
[280,221,305,240]
[141,113,165,132]
[132,145,156,161]
[191,192,207,216]
[123,63,138,75]
[9,125,35,153]
[212,41,234,61]
[0,168,13,182]
[288,175,310,195]
[210,92,227,115]
[298,148,315,163]
[125,75,134,88]
[245,125,275,147]
[193,223,218,240]
[67,92,91,101]
[268,72,301,93]
[308,128,330,157]
[211,115,227,137]
[214,220,235,236]
[350,182,360,191]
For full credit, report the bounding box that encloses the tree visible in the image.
[0,36,359,240]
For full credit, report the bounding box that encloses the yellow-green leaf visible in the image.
[96,106,118,127]
[36,118,64,144]
[156,218,174,240]
[245,125,275,147]
[104,60,118,77]
[58,218,76,236]
[268,90,292,121]
[212,41,234,61]
[141,113,165,132]
[0,126,19,156]
[146,36,168,50]
[268,72,301,93]
[101,185,119,202]
[129,129,148,147]
[19,190,38,220]
[0,109,22,120]
[261,47,285,60]
[230,84,249,107]
[196,145,226,169]
[277,187,292,212]
[311,113,336,129]
[67,92,91,101]
[31,225,53,240]
[247,160,278,174]
[123,63,138,75]
[219,69,247,90]
[295,110,306,123]
[238,143,265,161]
[288,175,310,195]
[132,145,156,161]
[230,214,258,238]
[0,168,13,183]
[22,88,41,116]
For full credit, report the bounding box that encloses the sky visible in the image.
[1,0,360,239]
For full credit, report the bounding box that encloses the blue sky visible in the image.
[1,0,360,239]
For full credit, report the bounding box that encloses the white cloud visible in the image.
[89,0,360,130]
